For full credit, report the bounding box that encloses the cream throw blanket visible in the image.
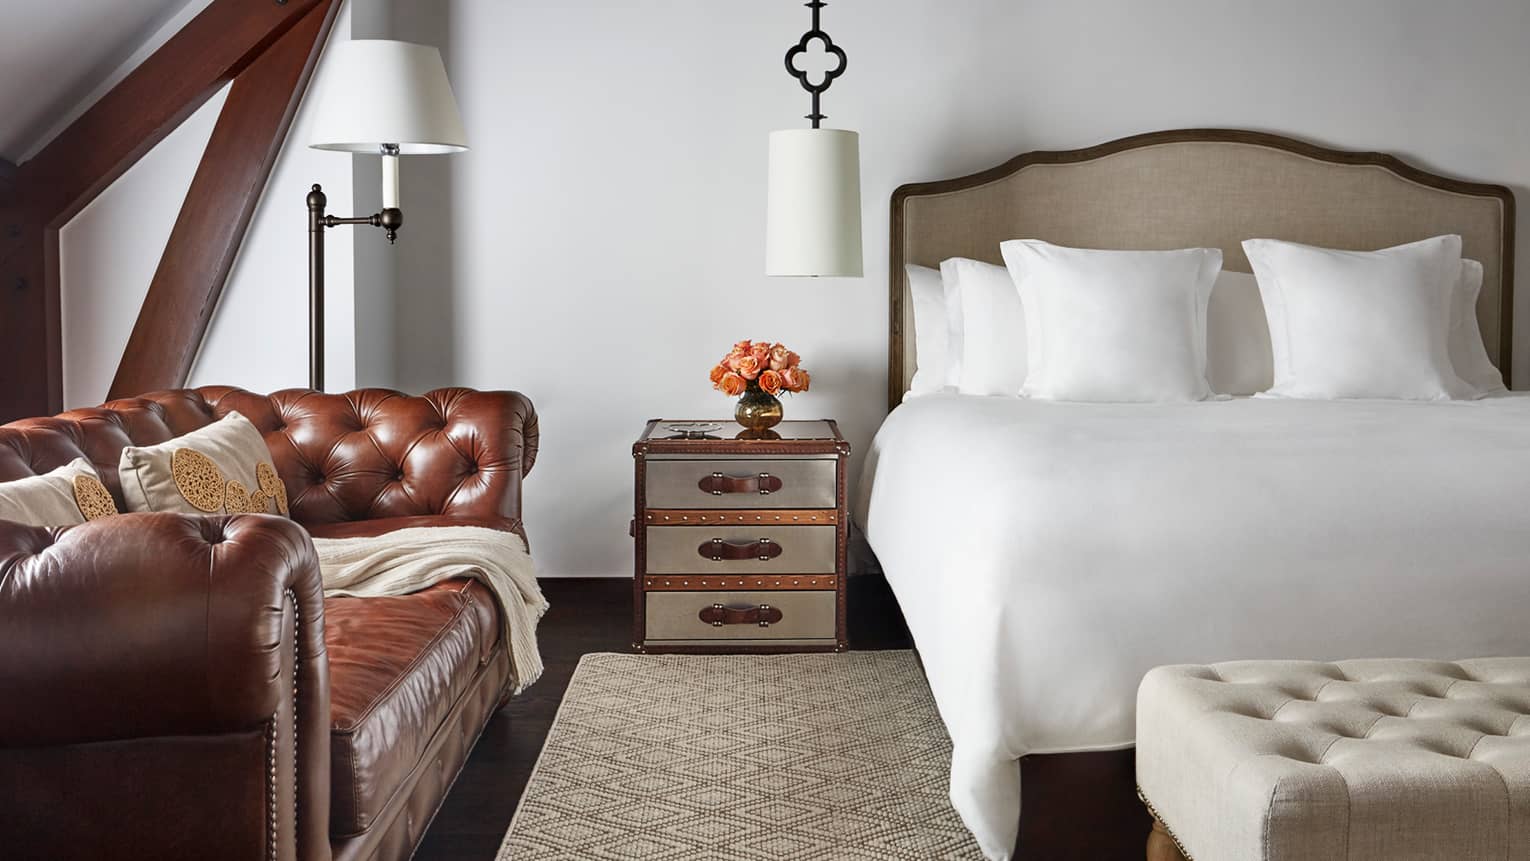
[311,526,548,693]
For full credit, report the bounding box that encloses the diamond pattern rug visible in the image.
[497,651,984,860]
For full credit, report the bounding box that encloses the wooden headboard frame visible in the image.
[888,129,1517,411]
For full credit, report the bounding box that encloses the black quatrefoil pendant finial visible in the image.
[783,0,847,128]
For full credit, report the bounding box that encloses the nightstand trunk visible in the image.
[632,419,849,653]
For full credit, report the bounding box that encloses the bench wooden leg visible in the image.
[1146,818,1188,861]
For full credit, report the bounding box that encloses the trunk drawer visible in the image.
[644,458,836,509]
[645,524,835,575]
[644,590,837,641]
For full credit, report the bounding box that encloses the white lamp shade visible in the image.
[309,40,468,154]
[766,129,863,277]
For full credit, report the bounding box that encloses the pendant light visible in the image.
[766,1,863,277]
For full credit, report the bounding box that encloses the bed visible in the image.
[857,129,1525,860]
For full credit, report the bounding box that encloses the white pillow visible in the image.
[939,257,1027,396]
[1244,235,1475,400]
[1206,270,1273,396]
[941,260,967,389]
[904,264,951,398]
[1450,259,1507,395]
[1000,240,1222,402]
[1211,259,1500,398]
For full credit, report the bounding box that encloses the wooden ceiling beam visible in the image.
[0,192,54,420]
[0,0,331,420]
[109,1,339,399]
[11,0,329,226]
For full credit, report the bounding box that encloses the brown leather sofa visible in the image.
[0,386,538,861]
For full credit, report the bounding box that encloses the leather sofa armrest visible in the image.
[424,388,538,526]
[503,389,539,478]
[0,513,331,861]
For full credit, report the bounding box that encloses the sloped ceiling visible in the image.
[0,0,190,162]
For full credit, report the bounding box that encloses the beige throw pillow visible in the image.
[0,458,119,527]
[118,411,289,517]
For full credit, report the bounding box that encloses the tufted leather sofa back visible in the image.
[0,387,538,528]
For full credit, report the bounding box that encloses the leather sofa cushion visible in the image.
[324,578,501,837]
[306,514,522,542]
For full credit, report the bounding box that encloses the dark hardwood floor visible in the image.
[413,576,910,860]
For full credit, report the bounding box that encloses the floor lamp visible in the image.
[306,39,468,391]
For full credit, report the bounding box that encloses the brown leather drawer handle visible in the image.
[697,471,784,496]
[699,603,784,627]
[698,538,783,562]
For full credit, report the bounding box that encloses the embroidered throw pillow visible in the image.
[0,458,118,527]
[118,411,289,516]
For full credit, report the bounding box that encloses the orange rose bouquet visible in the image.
[711,340,809,432]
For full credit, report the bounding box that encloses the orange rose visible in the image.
[709,363,728,388]
[786,351,801,368]
[750,342,771,365]
[768,344,792,371]
[794,369,810,392]
[718,371,747,396]
[783,367,807,394]
[734,354,760,380]
[759,369,783,395]
[732,340,753,355]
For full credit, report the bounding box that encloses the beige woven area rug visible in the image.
[497,651,984,860]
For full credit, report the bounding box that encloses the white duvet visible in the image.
[856,393,1530,860]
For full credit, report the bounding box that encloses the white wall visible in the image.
[57,1,362,407]
[49,0,1530,579]
[59,85,227,408]
[374,0,1530,578]
[190,1,359,394]
[348,0,399,389]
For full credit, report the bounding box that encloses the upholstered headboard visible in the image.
[888,129,1516,409]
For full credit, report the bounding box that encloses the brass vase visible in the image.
[734,382,784,433]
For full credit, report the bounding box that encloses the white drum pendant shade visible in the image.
[309,40,468,154]
[766,129,863,277]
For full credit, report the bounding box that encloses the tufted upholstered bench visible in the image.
[1136,658,1530,861]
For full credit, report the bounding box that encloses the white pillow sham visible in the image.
[1206,270,1273,396]
[939,257,1027,396]
[1244,235,1475,400]
[942,261,967,389]
[1449,259,1507,395]
[1000,240,1222,402]
[904,265,952,398]
[1200,258,1499,398]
